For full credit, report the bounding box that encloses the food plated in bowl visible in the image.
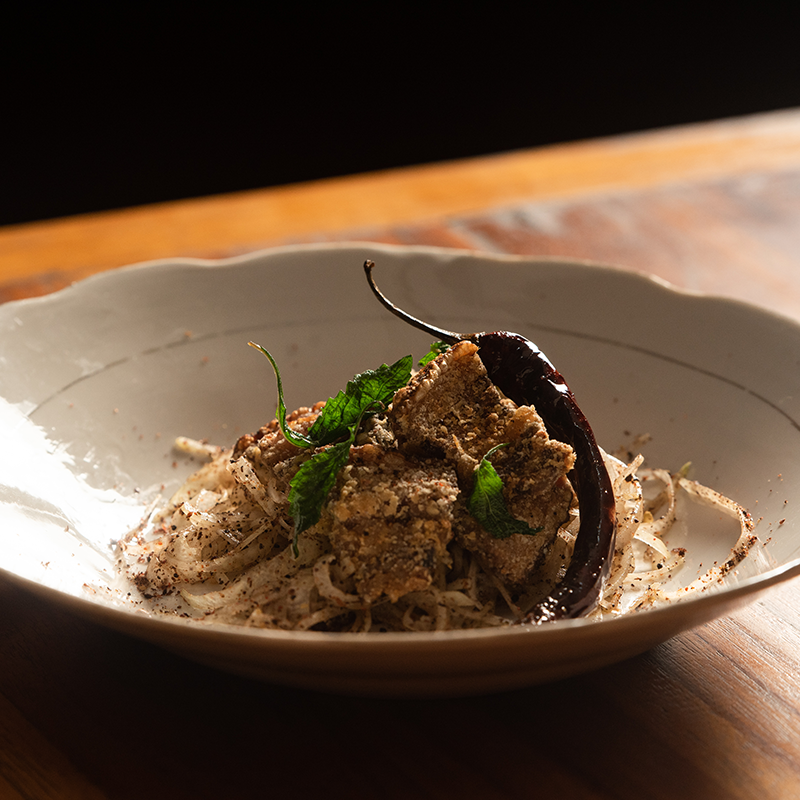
[120,260,757,634]
[0,243,798,695]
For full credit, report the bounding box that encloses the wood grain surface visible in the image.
[3,109,800,799]
[3,108,800,298]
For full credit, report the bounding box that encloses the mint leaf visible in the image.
[288,434,354,555]
[418,340,451,367]
[308,355,412,445]
[248,342,315,448]
[468,444,543,540]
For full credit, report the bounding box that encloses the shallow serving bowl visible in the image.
[1,242,799,696]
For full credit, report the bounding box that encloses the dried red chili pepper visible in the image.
[364,260,616,622]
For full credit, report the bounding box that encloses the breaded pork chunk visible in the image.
[323,444,459,603]
[391,341,515,477]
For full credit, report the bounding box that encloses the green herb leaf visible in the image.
[248,342,315,448]
[308,355,413,445]
[468,444,543,540]
[418,340,451,367]
[288,433,354,555]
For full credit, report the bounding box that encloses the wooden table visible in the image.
[4,109,800,799]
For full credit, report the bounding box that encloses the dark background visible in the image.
[4,7,800,227]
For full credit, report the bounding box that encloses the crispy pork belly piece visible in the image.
[491,405,575,527]
[390,340,576,592]
[455,409,576,591]
[323,444,459,604]
[391,341,515,477]
[455,416,576,591]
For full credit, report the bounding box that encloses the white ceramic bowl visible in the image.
[2,243,798,696]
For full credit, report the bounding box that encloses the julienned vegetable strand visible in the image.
[363,259,617,623]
